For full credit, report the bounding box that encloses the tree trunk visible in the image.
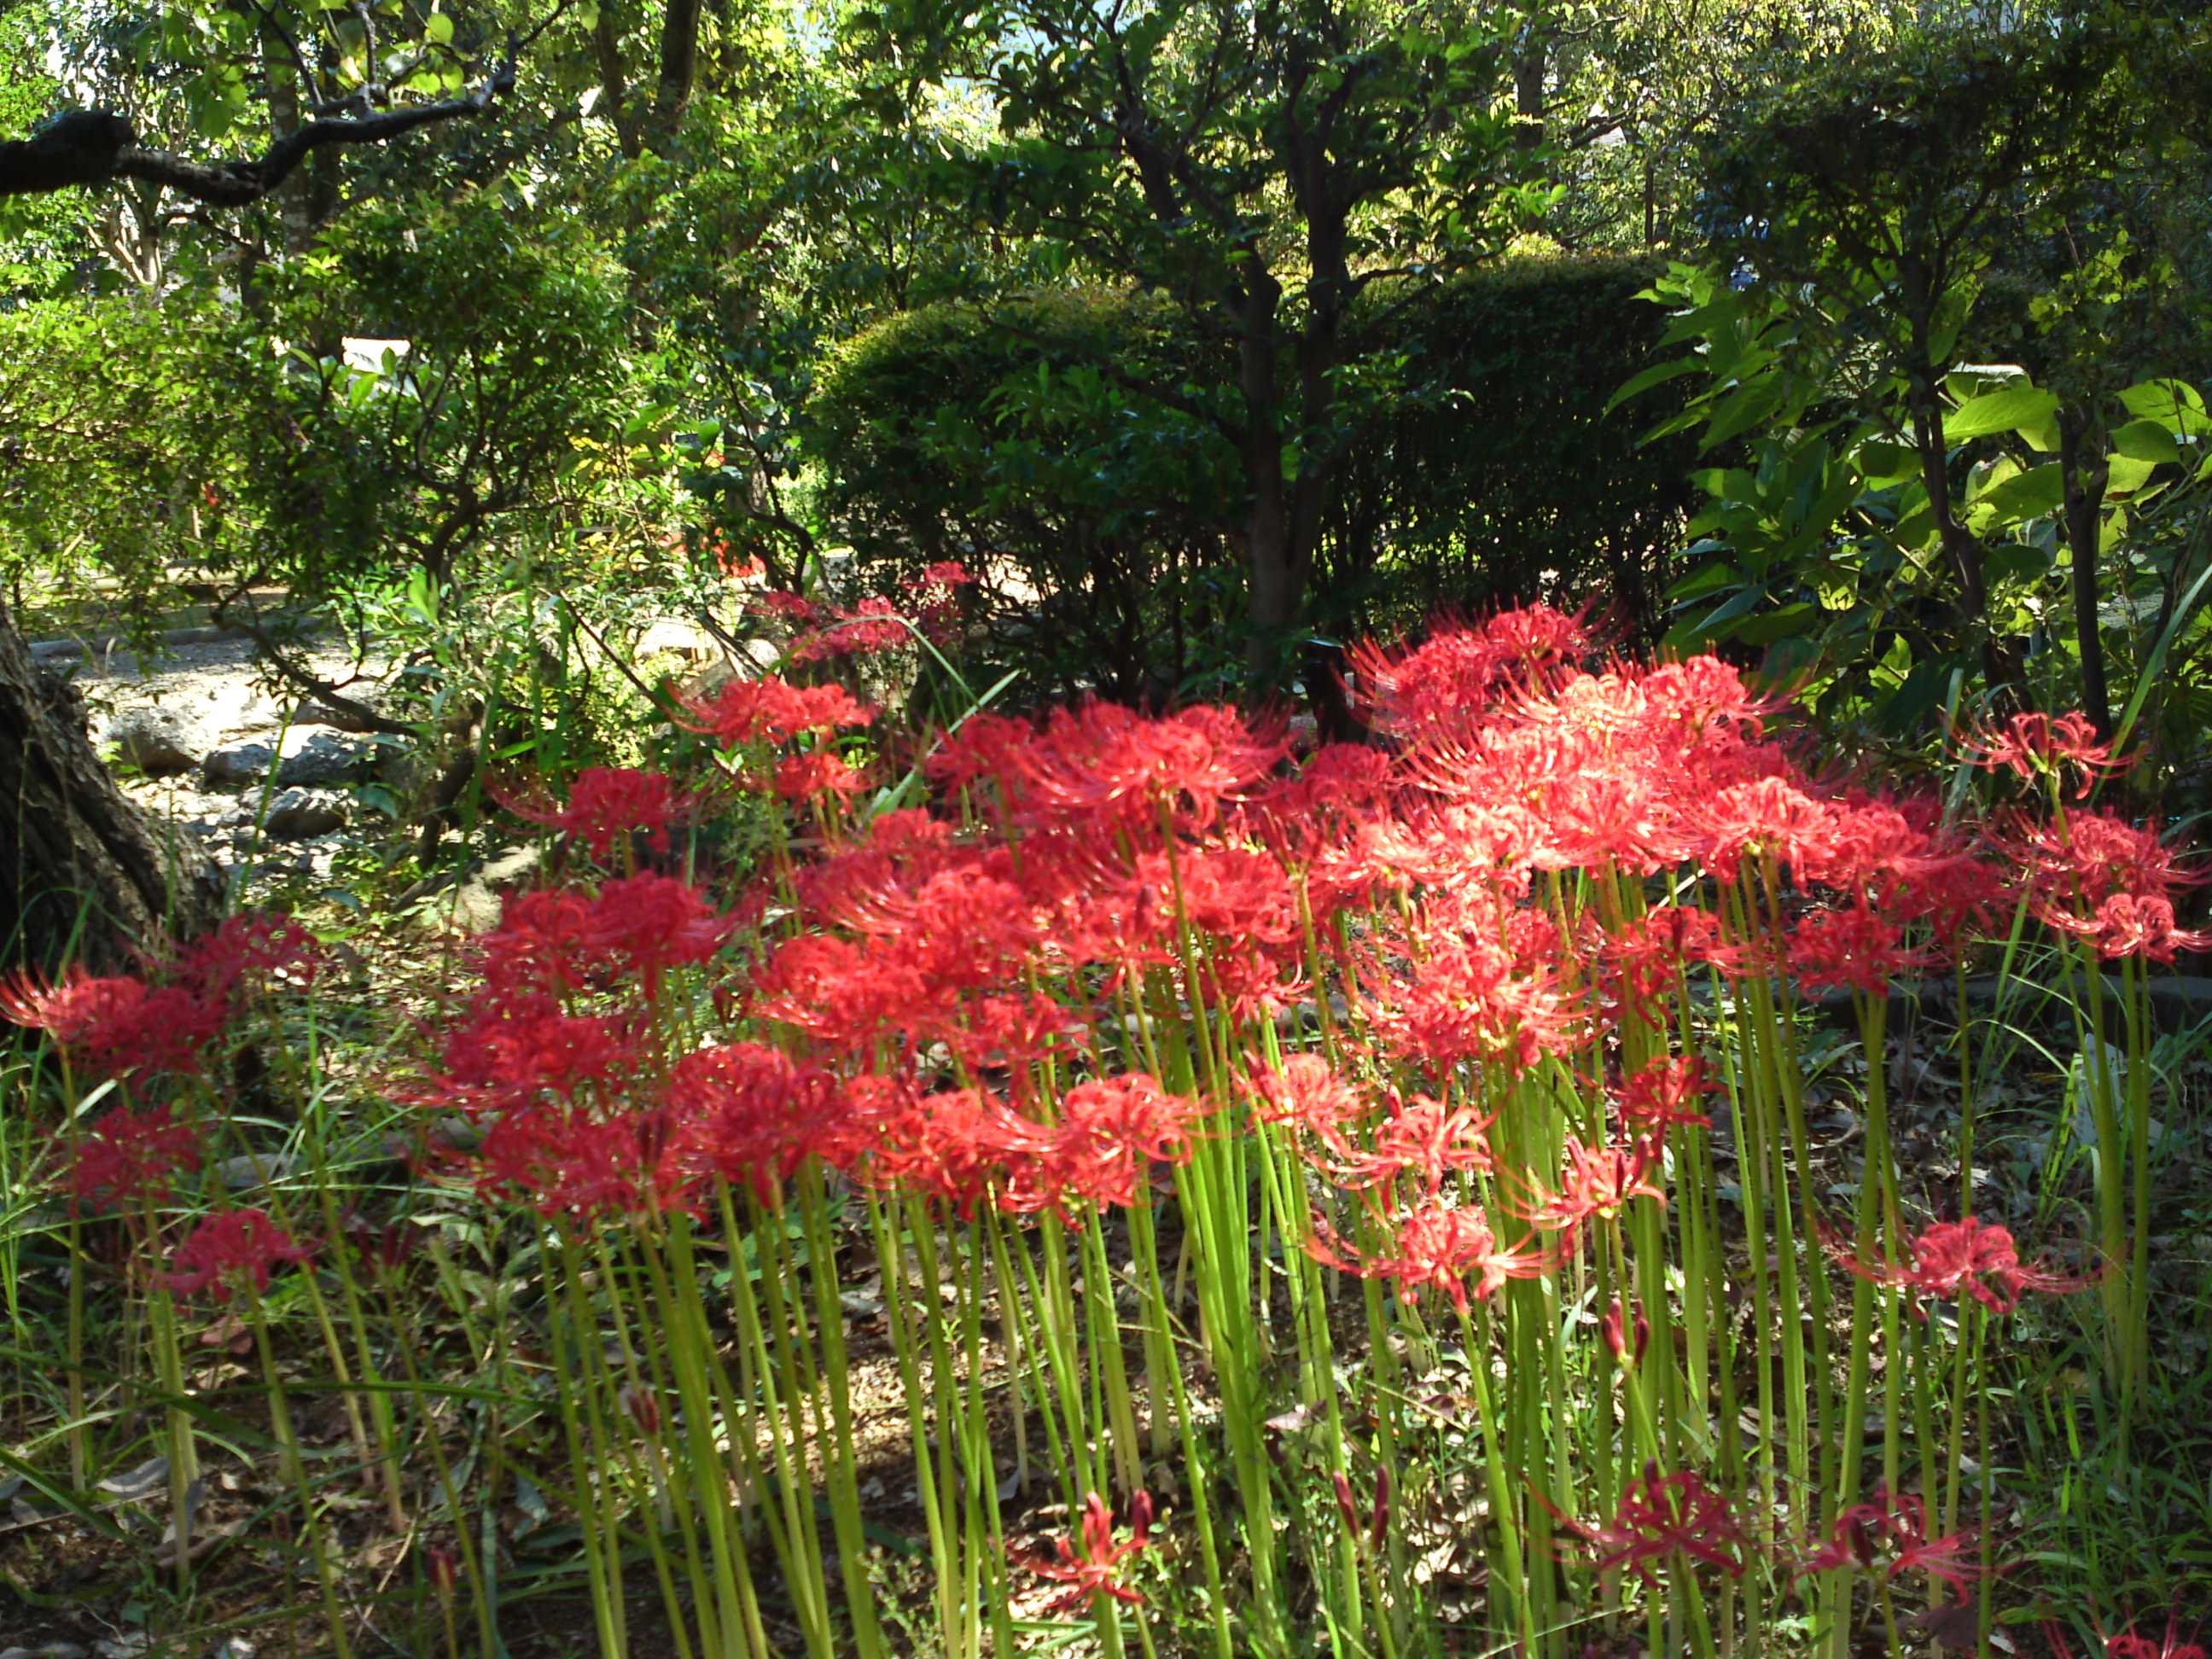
[0,600,222,975]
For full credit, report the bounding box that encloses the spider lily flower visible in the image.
[1535,1462,1749,1585]
[1018,1490,1154,1615]
[156,1209,315,1304]
[1823,1216,2098,1317]
[1794,1487,1998,1605]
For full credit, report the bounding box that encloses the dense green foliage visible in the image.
[809,257,1697,701]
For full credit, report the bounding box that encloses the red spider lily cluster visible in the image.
[409,606,2201,1303]
[2,914,320,1081]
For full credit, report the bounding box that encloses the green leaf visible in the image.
[1605,356,1697,414]
[2109,419,2180,465]
[1855,440,1918,488]
[423,11,454,44]
[2116,378,2210,435]
[1972,462,2063,524]
[1944,385,2059,441]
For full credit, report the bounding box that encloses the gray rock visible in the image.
[285,689,400,733]
[106,704,212,776]
[202,727,377,788]
[262,788,349,839]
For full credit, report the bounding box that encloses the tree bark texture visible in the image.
[0,600,223,974]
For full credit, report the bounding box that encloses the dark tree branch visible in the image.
[0,17,560,205]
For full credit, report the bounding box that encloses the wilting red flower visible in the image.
[1538,1462,1748,1584]
[156,1208,313,1303]
[64,1104,202,1213]
[492,766,711,861]
[1825,1216,2096,1315]
[1331,1467,1392,1550]
[0,968,227,1080]
[675,675,874,747]
[1968,710,2127,796]
[1306,1197,1555,1313]
[1794,1487,1995,1604]
[1019,1490,1154,1615]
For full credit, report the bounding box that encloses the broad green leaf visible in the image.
[1855,440,1918,487]
[2116,378,2210,435]
[424,11,454,44]
[1605,356,1697,414]
[1943,384,2059,441]
[2109,419,2180,465]
[1971,462,2062,524]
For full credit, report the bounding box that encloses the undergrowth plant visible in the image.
[3,607,2204,1657]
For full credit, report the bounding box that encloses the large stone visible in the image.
[202,727,377,788]
[262,788,350,839]
[105,704,211,776]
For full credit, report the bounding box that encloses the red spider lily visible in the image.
[668,1040,856,1202]
[156,1208,314,1303]
[773,749,867,800]
[2044,1611,2207,1659]
[430,998,645,1116]
[1515,1134,1668,1239]
[490,766,714,861]
[1788,904,1932,998]
[1345,604,1591,739]
[1245,1054,1369,1163]
[474,875,726,999]
[1012,700,1287,836]
[470,1101,701,1221]
[1365,891,1580,1075]
[1615,1056,1718,1137]
[1319,1091,1493,1191]
[173,912,323,999]
[1536,1462,1748,1585]
[674,674,874,747]
[2048,891,2211,963]
[1793,1487,1996,1605]
[1306,1197,1557,1313]
[1688,774,1841,884]
[2011,808,2209,958]
[1004,1074,1202,1217]
[1018,1490,1154,1615]
[1967,710,2128,795]
[63,1103,203,1214]
[788,595,911,662]
[1825,1216,2097,1316]
[0,967,228,1080]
